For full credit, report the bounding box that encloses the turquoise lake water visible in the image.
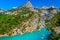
[0,28,51,40]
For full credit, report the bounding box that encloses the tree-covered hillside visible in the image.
[0,7,40,36]
[47,12,60,40]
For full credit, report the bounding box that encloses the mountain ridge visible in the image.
[0,1,60,37]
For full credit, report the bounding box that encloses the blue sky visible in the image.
[0,0,60,10]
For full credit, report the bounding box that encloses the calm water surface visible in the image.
[0,28,51,40]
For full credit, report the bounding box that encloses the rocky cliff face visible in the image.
[0,1,41,36]
[11,12,40,35]
[0,1,60,37]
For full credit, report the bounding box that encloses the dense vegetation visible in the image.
[50,12,60,27]
[46,12,60,40]
[0,7,35,35]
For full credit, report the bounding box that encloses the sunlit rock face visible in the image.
[54,27,60,34]
[25,1,33,8]
[0,1,41,36]
[0,0,60,37]
[11,12,41,36]
[23,1,38,12]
